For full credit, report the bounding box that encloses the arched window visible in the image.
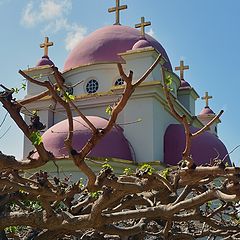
[114,78,124,86]
[86,79,99,93]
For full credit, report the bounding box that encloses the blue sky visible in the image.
[0,0,240,164]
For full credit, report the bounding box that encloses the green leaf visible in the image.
[30,131,42,146]
[102,163,113,171]
[105,105,113,116]
[63,92,75,102]
[165,75,173,91]
[138,163,155,175]
[32,110,38,116]
[207,201,212,208]
[89,191,102,199]
[21,83,26,91]
[12,87,19,93]
[78,178,84,188]
[19,189,27,194]
[5,226,18,233]
[123,167,133,175]
[160,168,172,179]
[166,75,172,86]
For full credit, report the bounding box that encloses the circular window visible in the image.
[115,78,124,86]
[86,79,99,93]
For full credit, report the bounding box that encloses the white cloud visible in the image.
[21,2,35,27]
[42,18,87,51]
[65,25,87,51]
[21,0,87,52]
[146,28,155,38]
[21,0,72,27]
[42,18,69,34]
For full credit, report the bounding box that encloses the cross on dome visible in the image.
[175,60,189,80]
[40,37,53,57]
[202,92,213,108]
[135,17,151,38]
[108,0,127,25]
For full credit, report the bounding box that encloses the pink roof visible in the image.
[64,25,172,71]
[41,116,133,161]
[164,124,230,166]
[36,56,54,67]
[179,80,191,89]
[199,106,215,115]
[132,38,152,50]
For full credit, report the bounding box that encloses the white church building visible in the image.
[21,3,230,172]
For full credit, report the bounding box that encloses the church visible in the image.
[21,1,230,173]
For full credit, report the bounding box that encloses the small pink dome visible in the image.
[132,38,152,50]
[164,124,230,166]
[199,107,215,115]
[41,116,133,161]
[36,56,54,67]
[179,80,191,89]
[64,25,172,71]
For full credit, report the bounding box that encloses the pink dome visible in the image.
[64,25,172,71]
[164,124,230,166]
[36,56,54,67]
[199,106,215,115]
[132,38,152,50]
[179,80,191,89]
[41,116,133,161]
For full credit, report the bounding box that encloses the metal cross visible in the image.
[135,17,151,37]
[175,60,189,80]
[108,0,127,25]
[201,92,213,107]
[40,37,53,57]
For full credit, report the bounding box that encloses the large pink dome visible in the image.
[41,116,133,161]
[164,124,231,166]
[64,25,172,71]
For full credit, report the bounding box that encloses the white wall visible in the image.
[122,97,154,162]
[178,92,195,115]
[153,98,178,162]
[63,64,121,95]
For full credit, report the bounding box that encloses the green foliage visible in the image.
[105,105,113,116]
[54,201,67,212]
[138,163,155,175]
[19,189,27,194]
[30,131,42,146]
[123,167,133,175]
[21,83,26,91]
[12,87,19,94]
[12,83,27,94]
[78,178,84,188]
[207,200,212,208]
[23,200,42,211]
[160,168,172,179]
[9,199,42,212]
[166,75,173,91]
[89,191,102,199]
[102,163,113,171]
[63,91,75,102]
[5,226,18,234]
[32,110,38,116]
[233,216,240,224]
[5,225,27,235]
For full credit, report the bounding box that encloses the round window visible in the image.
[86,79,99,93]
[115,78,124,86]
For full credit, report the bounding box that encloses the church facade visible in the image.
[21,1,230,170]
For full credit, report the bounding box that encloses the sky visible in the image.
[0,0,240,164]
